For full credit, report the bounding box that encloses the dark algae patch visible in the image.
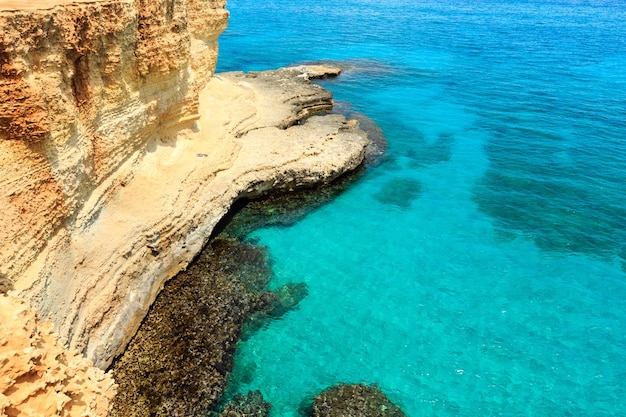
[373,177,422,209]
[220,390,272,417]
[109,237,272,416]
[108,170,374,417]
[109,236,308,417]
[306,384,407,417]
[406,131,455,168]
[473,124,626,263]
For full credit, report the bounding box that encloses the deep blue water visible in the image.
[216,1,626,415]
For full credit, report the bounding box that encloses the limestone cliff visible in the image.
[0,0,228,286]
[0,0,228,369]
[0,0,369,373]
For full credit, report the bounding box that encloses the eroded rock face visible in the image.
[0,293,116,416]
[310,384,407,417]
[0,0,369,372]
[0,0,228,286]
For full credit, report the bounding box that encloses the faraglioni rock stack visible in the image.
[1,0,372,415]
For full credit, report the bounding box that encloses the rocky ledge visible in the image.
[12,64,368,371]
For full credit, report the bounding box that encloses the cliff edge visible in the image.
[0,0,228,286]
[0,0,369,379]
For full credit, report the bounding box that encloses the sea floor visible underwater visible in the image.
[216,1,626,416]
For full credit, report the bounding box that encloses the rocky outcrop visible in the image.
[0,0,228,285]
[1,0,368,373]
[0,293,116,417]
[0,0,230,369]
[310,384,407,417]
[14,65,367,370]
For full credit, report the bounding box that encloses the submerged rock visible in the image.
[373,177,422,208]
[108,237,306,417]
[219,391,272,417]
[310,384,407,417]
[269,282,309,316]
[244,281,309,339]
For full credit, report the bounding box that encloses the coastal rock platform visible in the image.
[1,2,371,415]
[12,66,368,370]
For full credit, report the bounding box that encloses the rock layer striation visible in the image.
[0,0,369,371]
[0,0,228,283]
[0,0,230,369]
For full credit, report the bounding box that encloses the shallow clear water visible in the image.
[216,1,626,415]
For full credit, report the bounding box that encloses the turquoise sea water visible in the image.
[216,1,626,415]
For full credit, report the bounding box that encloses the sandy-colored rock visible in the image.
[0,0,228,285]
[1,0,368,375]
[0,0,227,366]
[285,64,342,79]
[2,60,368,372]
[0,293,116,417]
[15,66,367,369]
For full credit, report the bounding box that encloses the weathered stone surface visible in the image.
[0,293,116,417]
[0,0,228,290]
[0,0,369,373]
[310,384,407,417]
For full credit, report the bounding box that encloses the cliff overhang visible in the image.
[0,0,370,376]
